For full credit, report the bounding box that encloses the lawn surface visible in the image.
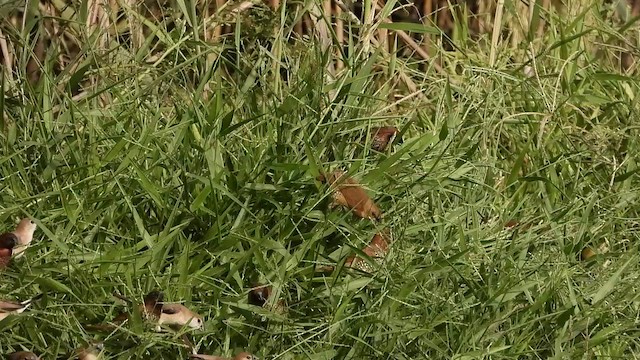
[1,1,640,359]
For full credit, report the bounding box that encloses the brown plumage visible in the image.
[10,218,38,259]
[7,351,39,360]
[190,351,255,360]
[0,233,18,269]
[580,247,596,261]
[369,126,400,152]
[248,284,271,307]
[158,303,204,330]
[345,231,391,273]
[0,294,41,321]
[87,290,202,331]
[316,230,392,274]
[504,220,519,229]
[142,290,165,319]
[317,170,382,221]
[76,342,104,360]
[248,284,286,315]
[110,290,164,325]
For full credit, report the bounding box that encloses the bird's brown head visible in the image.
[321,170,347,186]
[0,233,18,249]
[316,170,347,185]
[144,290,164,303]
[316,173,327,183]
[370,126,402,151]
[0,233,17,267]
[371,126,398,137]
[248,284,272,307]
[7,351,39,360]
[144,290,165,318]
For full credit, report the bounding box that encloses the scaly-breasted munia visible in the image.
[317,170,382,221]
[344,231,391,273]
[76,342,104,360]
[7,351,39,360]
[190,351,256,360]
[248,284,286,315]
[10,218,37,259]
[157,303,204,330]
[580,247,596,261]
[0,294,42,321]
[94,290,203,331]
[315,230,392,274]
[248,284,271,307]
[113,290,164,322]
[368,126,400,152]
[0,233,17,269]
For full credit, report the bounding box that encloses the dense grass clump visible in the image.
[1,1,640,359]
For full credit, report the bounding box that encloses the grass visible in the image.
[1,0,640,359]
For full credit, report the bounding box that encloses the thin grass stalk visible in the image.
[0,29,13,83]
[422,0,433,55]
[87,0,110,50]
[295,8,303,37]
[376,0,388,54]
[336,3,344,70]
[26,32,45,85]
[537,0,550,37]
[323,0,333,64]
[215,0,226,40]
[362,0,375,53]
[271,0,286,95]
[621,0,640,71]
[308,0,334,76]
[512,0,531,49]
[303,13,313,35]
[127,0,143,49]
[490,0,505,67]
[323,0,331,22]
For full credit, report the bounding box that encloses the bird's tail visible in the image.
[83,323,118,332]
[20,292,45,306]
[112,292,132,304]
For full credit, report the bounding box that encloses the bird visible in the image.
[0,294,42,321]
[344,231,391,273]
[157,303,204,330]
[247,284,286,315]
[315,230,392,274]
[368,126,401,152]
[580,247,596,261]
[317,170,382,221]
[110,289,164,324]
[88,290,203,332]
[7,351,39,360]
[76,342,104,360]
[3,218,38,259]
[0,233,18,269]
[247,284,271,307]
[190,351,256,360]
